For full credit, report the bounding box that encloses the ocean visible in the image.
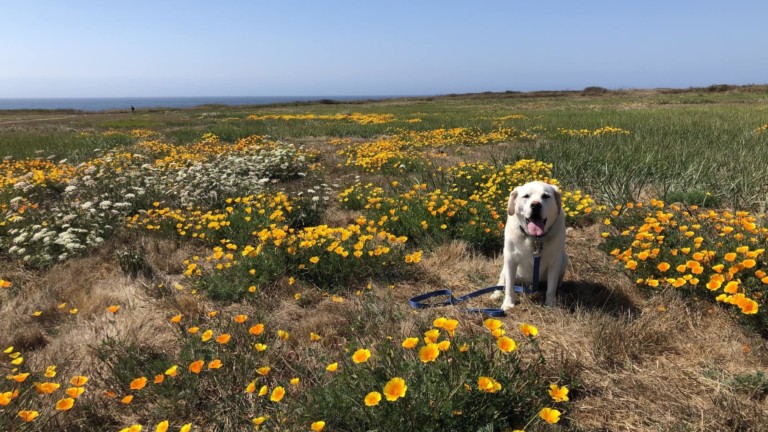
[0,96,403,112]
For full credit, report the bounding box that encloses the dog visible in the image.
[491,181,568,310]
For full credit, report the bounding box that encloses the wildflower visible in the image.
[311,421,326,431]
[70,375,88,386]
[290,377,300,385]
[121,394,134,404]
[402,337,419,349]
[0,391,14,405]
[120,425,142,432]
[216,333,231,344]
[549,384,569,402]
[309,256,320,264]
[201,329,213,342]
[18,410,40,422]
[383,377,407,401]
[154,374,164,384]
[424,329,440,343]
[352,348,371,363]
[419,343,440,363]
[233,314,248,323]
[55,397,75,411]
[208,359,223,370]
[478,376,501,393]
[310,332,322,341]
[657,262,671,272]
[270,386,285,402]
[180,424,192,432]
[66,387,85,398]
[520,323,539,337]
[253,417,267,426]
[10,372,29,382]
[165,365,178,377]
[189,360,204,374]
[539,407,561,424]
[34,382,60,394]
[437,340,451,351]
[497,336,517,353]
[130,377,147,390]
[187,326,199,334]
[107,305,121,314]
[249,323,265,335]
[156,421,169,432]
[259,385,268,396]
[326,362,339,372]
[365,391,382,406]
[483,318,502,332]
[254,343,268,351]
[278,330,290,340]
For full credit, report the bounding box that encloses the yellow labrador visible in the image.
[491,181,568,309]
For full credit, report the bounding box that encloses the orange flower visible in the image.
[170,314,182,323]
[189,360,204,374]
[310,332,322,341]
[364,391,382,406]
[10,372,29,383]
[352,348,371,364]
[257,366,271,376]
[548,384,569,402]
[156,420,169,432]
[18,410,40,422]
[34,382,60,394]
[70,375,88,386]
[423,329,440,343]
[496,336,517,353]
[120,394,134,404]
[724,252,737,262]
[107,305,121,314]
[519,323,539,337]
[326,362,338,372]
[383,377,407,401]
[258,385,268,396]
[478,376,501,393]
[233,314,248,323]
[215,333,231,344]
[130,377,147,391]
[437,340,451,351]
[65,387,85,398]
[245,381,256,393]
[55,397,75,411]
[208,359,223,370]
[539,407,561,424]
[418,343,440,363]
[249,323,265,335]
[483,318,502,332]
[154,374,164,384]
[401,337,419,349]
[311,421,326,431]
[270,386,285,402]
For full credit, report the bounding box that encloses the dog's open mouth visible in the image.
[526,216,547,237]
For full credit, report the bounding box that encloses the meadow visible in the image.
[1,86,767,431]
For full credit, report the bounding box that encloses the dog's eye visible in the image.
[542,193,551,199]
[522,194,530,199]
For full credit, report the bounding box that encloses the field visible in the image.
[1,86,767,431]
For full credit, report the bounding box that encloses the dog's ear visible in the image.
[507,188,518,216]
[551,185,562,214]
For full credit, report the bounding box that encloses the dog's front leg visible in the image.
[544,265,559,307]
[501,261,518,311]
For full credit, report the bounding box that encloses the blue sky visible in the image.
[1,1,766,97]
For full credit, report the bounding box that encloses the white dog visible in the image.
[491,181,568,310]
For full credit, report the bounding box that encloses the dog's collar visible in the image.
[519,225,544,255]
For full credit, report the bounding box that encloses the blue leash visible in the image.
[408,255,541,317]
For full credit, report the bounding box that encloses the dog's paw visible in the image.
[501,301,515,311]
[490,290,502,300]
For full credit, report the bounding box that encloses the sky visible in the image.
[1,0,767,98]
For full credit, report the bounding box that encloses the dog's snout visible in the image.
[530,201,542,210]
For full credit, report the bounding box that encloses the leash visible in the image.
[408,249,542,317]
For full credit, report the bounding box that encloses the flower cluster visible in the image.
[557,126,631,137]
[247,112,396,124]
[602,199,766,320]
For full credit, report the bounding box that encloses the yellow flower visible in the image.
[165,365,178,377]
[180,424,192,432]
[437,340,451,351]
[402,337,419,349]
[383,377,407,401]
[245,381,257,393]
[519,323,539,337]
[311,421,326,431]
[477,376,501,393]
[201,329,213,342]
[253,416,267,426]
[483,318,502,332]
[278,330,290,340]
[270,386,285,402]
[365,391,382,406]
[156,420,169,432]
[352,348,371,364]
[423,328,440,343]
[310,332,322,342]
[290,377,300,386]
[419,343,440,363]
[258,385,268,396]
[254,343,268,352]
[119,425,142,432]
[18,410,40,422]
[539,407,561,424]
[496,336,517,353]
[309,256,320,264]
[326,362,339,372]
[257,366,271,376]
[549,384,570,402]
[55,397,75,411]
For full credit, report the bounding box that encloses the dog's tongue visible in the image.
[527,220,545,237]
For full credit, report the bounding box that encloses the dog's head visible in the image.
[507,181,562,237]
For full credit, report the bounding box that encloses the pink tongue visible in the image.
[527,220,545,237]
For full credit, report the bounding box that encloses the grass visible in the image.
[0,86,767,431]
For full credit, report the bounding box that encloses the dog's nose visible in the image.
[530,201,542,210]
